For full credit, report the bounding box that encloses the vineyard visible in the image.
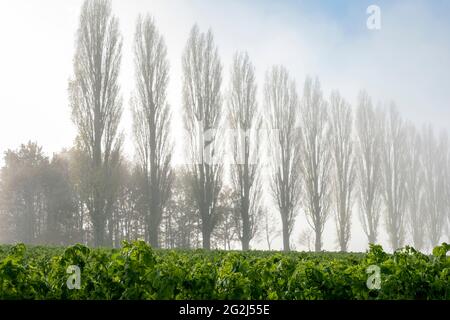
[0,241,448,300]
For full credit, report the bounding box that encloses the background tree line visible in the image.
[0,0,449,252]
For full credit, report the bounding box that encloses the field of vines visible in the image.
[0,241,448,300]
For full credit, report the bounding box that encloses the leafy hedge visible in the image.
[0,241,448,299]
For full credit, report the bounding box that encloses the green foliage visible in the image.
[0,242,448,300]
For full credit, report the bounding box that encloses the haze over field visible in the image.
[0,0,449,252]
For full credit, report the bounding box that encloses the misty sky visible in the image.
[0,0,449,252]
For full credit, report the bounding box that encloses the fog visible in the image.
[0,0,449,252]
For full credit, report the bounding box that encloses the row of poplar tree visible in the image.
[0,0,449,252]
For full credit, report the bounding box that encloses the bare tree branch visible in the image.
[228,52,263,250]
[380,104,408,251]
[69,0,123,247]
[264,66,301,252]
[355,91,382,245]
[131,15,173,248]
[182,25,224,250]
[299,76,332,252]
[329,91,355,252]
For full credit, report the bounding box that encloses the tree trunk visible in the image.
[241,198,250,251]
[24,195,34,244]
[390,234,399,252]
[106,217,113,247]
[149,221,159,248]
[282,213,290,252]
[368,232,376,245]
[202,230,211,250]
[202,214,212,250]
[241,236,250,251]
[315,229,322,252]
[93,214,105,247]
[339,231,347,252]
